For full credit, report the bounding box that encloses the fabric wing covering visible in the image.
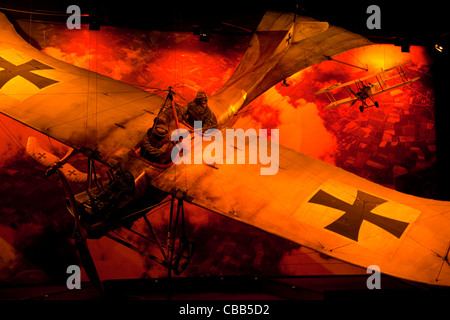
[152,128,450,286]
[0,12,164,165]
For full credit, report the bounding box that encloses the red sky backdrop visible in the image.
[0,21,435,284]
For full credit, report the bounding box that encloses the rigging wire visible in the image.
[0,118,25,154]
[83,27,100,147]
[45,93,157,130]
[0,6,79,17]
[85,29,91,146]
[28,1,32,45]
[94,29,99,145]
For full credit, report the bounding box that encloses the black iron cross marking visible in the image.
[0,57,58,90]
[67,170,76,177]
[37,152,46,160]
[286,33,292,44]
[308,189,410,241]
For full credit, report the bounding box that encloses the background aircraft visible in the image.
[315,61,420,112]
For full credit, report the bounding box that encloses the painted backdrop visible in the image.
[0,20,435,284]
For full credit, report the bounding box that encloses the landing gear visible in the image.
[165,189,195,276]
[359,100,379,112]
[104,188,195,277]
[46,145,194,292]
[50,150,195,292]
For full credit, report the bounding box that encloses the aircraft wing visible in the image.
[371,76,421,97]
[323,97,357,109]
[315,81,359,109]
[315,74,374,95]
[0,12,163,165]
[315,83,344,95]
[151,128,450,286]
[209,11,372,124]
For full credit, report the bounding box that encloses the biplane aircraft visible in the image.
[0,10,449,292]
[315,61,420,112]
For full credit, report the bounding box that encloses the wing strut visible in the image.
[325,55,368,71]
[166,189,195,278]
[168,87,181,129]
[102,189,195,287]
[53,163,104,293]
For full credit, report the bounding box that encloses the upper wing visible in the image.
[323,97,357,109]
[208,11,372,124]
[315,80,360,109]
[315,72,381,95]
[316,61,421,109]
[151,128,450,286]
[315,82,344,95]
[0,13,163,165]
[370,76,420,97]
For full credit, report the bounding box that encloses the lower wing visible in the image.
[371,77,421,97]
[324,96,357,109]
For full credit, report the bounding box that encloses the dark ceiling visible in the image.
[0,0,448,47]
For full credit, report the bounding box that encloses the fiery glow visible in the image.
[235,44,435,187]
[40,25,248,99]
[0,22,435,284]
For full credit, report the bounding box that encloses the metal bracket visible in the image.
[169,187,193,202]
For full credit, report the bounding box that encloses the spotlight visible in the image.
[435,44,444,53]
[199,30,210,42]
[434,33,449,54]
[199,32,209,42]
[194,27,210,42]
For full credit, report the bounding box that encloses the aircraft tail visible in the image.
[208,11,371,124]
[26,136,89,184]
